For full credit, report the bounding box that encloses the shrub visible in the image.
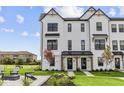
[100,68,103,71]
[46,73,74,86]
[96,69,99,71]
[45,69,49,71]
[51,69,55,71]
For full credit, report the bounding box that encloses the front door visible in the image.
[81,58,87,69]
[67,58,73,69]
[115,58,120,69]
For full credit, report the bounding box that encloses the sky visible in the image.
[0,6,124,59]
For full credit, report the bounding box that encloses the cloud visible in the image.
[21,31,28,36]
[0,16,5,23]
[109,8,116,17]
[118,6,124,16]
[43,6,84,17]
[0,28,14,32]
[0,6,2,12]
[16,14,24,24]
[34,32,40,37]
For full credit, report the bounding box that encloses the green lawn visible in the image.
[72,75,124,86]
[1,65,67,76]
[91,71,124,77]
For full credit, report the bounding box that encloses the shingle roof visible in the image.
[62,51,93,56]
[0,51,37,56]
[112,51,124,55]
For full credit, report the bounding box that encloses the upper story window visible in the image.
[81,23,85,32]
[98,57,103,66]
[95,39,105,50]
[48,23,58,32]
[119,24,124,32]
[120,40,124,50]
[68,40,72,50]
[81,40,85,50]
[47,40,58,50]
[68,23,72,32]
[96,22,102,31]
[112,40,118,50]
[111,24,117,32]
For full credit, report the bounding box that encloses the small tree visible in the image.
[101,45,114,71]
[44,48,55,65]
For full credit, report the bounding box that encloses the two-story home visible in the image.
[40,7,124,71]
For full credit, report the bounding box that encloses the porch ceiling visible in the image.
[62,51,93,56]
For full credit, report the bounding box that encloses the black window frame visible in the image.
[68,23,72,32]
[81,23,85,32]
[81,40,85,50]
[120,40,124,50]
[95,39,105,50]
[96,22,102,31]
[112,40,118,50]
[111,24,117,32]
[47,23,58,32]
[119,24,124,32]
[68,40,72,50]
[98,57,103,66]
[47,40,58,50]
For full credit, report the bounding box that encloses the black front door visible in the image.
[115,58,120,69]
[81,58,87,69]
[67,58,73,69]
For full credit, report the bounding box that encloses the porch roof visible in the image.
[112,51,124,55]
[62,51,93,56]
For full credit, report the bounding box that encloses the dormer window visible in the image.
[48,23,58,32]
[96,22,102,31]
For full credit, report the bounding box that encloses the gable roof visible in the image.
[80,6,96,19]
[88,9,110,20]
[39,8,64,21]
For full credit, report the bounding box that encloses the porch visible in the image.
[61,51,93,71]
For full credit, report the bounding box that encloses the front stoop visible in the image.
[82,71,94,76]
[68,71,75,77]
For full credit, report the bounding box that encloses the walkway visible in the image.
[68,71,75,77]
[30,76,50,86]
[2,76,50,86]
[82,70,94,76]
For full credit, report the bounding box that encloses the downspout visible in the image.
[88,20,93,70]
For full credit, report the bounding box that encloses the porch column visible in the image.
[75,57,78,70]
[61,57,64,70]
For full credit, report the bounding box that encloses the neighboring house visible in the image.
[40,6,124,71]
[0,51,37,62]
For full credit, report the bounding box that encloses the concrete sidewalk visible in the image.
[68,71,75,77]
[82,71,94,76]
[30,76,50,86]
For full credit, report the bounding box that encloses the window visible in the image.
[47,40,58,50]
[96,22,102,31]
[48,23,58,31]
[68,40,72,50]
[50,57,55,66]
[120,40,124,50]
[81,40,85,50]
[95,39,105,50]
[111,24,117,32]
[68,23,72,32]
[81,23,85,32]
[119,24,124,32]
[112,40,118,50]
[98,57,103,66]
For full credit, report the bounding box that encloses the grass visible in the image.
[74,71,86,75]
[72,75,124,86]
[91,71,124,77]
[1,65,67,76]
